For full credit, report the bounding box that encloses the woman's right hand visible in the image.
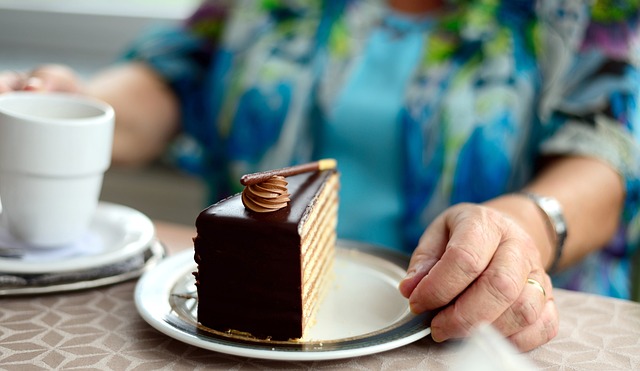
[0,64,82,94]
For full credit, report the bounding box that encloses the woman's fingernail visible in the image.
[402,269,417,282]
[431,333,444,343]
[24,77,43,91]
[430,324,446,343]
[403,261,429,282]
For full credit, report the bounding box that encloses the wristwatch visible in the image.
[520,192,568,273]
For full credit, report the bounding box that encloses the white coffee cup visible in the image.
[0,92,114,247]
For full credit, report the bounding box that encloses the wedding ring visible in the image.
[527,278,546,298]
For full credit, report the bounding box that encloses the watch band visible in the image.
[519,192,568,273]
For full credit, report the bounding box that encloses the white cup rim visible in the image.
[0,91,114,125]
[0,91,115,176]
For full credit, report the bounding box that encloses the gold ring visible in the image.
[527,278,546,298]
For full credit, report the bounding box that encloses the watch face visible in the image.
[520,192,567,272]
[537,196,567,234]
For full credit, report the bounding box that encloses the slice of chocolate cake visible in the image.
[193,160,339,340]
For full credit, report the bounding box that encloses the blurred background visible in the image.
[0,0,206,225]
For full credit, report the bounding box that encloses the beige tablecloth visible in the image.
[1,221,639,370]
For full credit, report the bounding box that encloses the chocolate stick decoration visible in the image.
[240,158,337,186]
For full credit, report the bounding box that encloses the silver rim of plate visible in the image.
[135,240,434,361]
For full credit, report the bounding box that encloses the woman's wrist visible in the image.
[482,194,557,271]
[516,192,567,273]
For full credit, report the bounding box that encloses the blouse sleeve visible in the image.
[117,0,319,183]
[536,1,640,223]
[120,1,229,94]
[116,1,230,175]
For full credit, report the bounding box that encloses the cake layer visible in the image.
[194,169,339,340]
[299,174,339,330]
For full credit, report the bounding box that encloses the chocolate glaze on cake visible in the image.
[193,169,338,340]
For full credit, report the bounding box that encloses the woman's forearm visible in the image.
[485,156,624,271]
[85,62,181,167]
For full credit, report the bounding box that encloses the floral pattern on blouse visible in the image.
[123,0,640,299]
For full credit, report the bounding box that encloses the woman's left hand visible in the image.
[0,64,82,94]
[398,203,559,352]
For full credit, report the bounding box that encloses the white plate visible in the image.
[0,202,155,274]
[134,241,433,361]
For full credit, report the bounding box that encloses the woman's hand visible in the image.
[0,64,82,94]
[0,62,180,167]
[398,203,559,352]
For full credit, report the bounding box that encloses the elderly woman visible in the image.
[2,0,639,352]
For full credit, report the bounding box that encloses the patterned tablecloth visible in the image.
[1,222,640,370]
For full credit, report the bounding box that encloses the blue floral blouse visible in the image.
[123,0,640,299]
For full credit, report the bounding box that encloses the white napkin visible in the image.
[0,225,104,261]
[451,324,538,371]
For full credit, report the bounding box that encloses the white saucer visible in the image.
[135,241,433,361]
[0,202,155,274]
[0,240,166,296]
